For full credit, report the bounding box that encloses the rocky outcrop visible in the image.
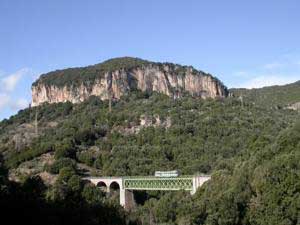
[32,59,228,106]
[287,102,300,111]
[114,114,172,135]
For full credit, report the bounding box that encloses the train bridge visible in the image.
[84,175,211,210]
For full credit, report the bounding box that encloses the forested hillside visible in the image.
[0,83,299,224]
[230,81,300,108]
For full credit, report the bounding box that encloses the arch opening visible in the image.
[109,181,120,191]
[97,181,108,192]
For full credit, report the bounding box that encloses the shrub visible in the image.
[54,140,76,159]
[46,158,76,174]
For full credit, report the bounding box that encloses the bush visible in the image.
[54,140,76,159]
[57,166,76,183]
[77,151,95,167]
[46,158,76,174]
[67,175,83,192]
[82,183,104,204]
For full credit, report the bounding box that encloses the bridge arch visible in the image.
[109,181,120,191]
[97,181,108,191]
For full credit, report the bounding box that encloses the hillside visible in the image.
[0,76,299,224]
[230,80,300,108]
[31,57,228,106]
[2,92,297,173]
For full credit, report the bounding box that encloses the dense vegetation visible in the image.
[230,81,300,108]
[132,115,300,225]
[0,81,299,224]
[0,154,136,225]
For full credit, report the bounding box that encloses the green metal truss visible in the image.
[123,177,193,191]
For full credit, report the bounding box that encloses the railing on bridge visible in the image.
[123,176,193,191]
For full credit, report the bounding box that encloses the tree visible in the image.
[46,158,77,174]
[82,183,104,204]
[54,139,76,159]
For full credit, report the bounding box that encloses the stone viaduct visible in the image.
[84,175,211,210]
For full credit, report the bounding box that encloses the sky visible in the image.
[1,0,300,120]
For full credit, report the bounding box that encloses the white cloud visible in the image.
[10,98,29,110]
[0,94,29,112]
[233,55,300,89]
[0,68,35,120]
[239,75,299,89]
[0,93,11,110]
[263,62,284,70]
[1,68,30,92]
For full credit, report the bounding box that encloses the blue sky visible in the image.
[1,0,300,120]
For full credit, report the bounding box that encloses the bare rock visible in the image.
[32,63,227,106]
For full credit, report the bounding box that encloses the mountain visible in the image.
[31,57,228,106]
[0,60,299,225]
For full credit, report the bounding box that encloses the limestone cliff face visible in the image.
[32,59,228,106]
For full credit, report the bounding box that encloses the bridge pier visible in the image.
[120,189,135,211]
[191,176,211,195]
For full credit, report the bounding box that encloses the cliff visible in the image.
[32,57,228,106]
